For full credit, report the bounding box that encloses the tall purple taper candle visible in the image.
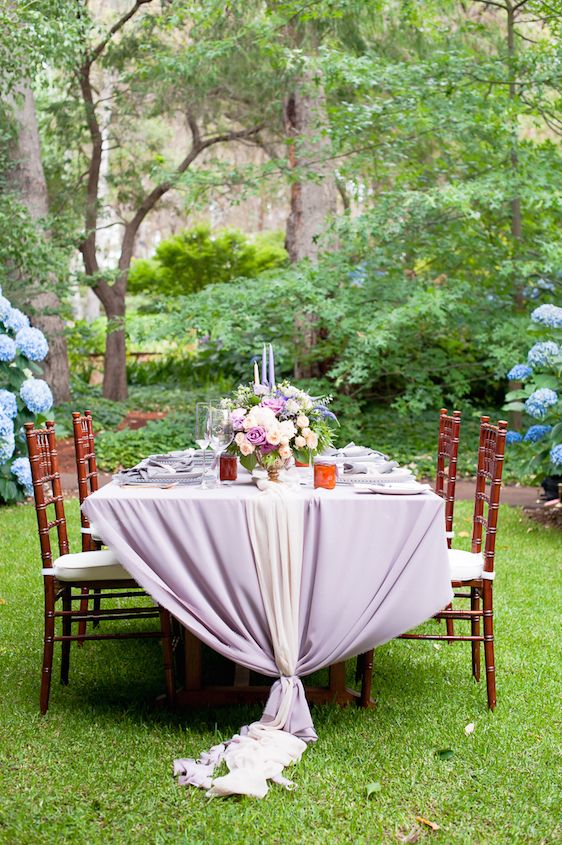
[261,344,267,385]
[269,343,275,388]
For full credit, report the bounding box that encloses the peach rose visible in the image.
[239,440,255,456]
[305,431,318,449]
[296,414,309,428]
[279,444,292,459]
[295,435,306,449]
[301,427,311,438]
[234,432,246,446]
[266,428,281,445]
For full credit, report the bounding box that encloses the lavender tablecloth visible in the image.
[83,475,451,689]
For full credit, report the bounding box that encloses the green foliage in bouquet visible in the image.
[0,288,53,503]
[128,226,287,297]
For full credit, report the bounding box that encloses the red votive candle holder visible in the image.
[313,459,337,490]
[219,454,238,483]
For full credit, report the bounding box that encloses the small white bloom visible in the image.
[464,723,475,736]
[296,414,309,428]
[285,399,299,414]
[305,431,318,450]
[295,435,306,449]
[266,427,282,445]
[279,420,296,439]
[301,427,311,438]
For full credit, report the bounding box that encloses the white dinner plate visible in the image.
[353,482,432,495]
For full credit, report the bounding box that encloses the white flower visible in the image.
[234,432,246,446]
[266,427,282,445]
[305,431,318,449]
[301,427,311,438]
[296,414,309,428]
[244,406,276,430]
[279,444,292,459]
[239,440,254,456]
[279,420,296,439]
[285,399,300,414]
[295,435,306,449]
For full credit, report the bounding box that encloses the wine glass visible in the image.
[208,407,234,486]
[195,402,211,488]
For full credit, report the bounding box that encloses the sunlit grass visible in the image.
[0,500,559,844]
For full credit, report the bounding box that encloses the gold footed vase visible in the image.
[256,453,290,483]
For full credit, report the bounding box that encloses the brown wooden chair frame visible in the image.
[359,416,507,710]
[436,408,461,637]
[25,421,175,714]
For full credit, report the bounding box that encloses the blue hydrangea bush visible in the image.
[504,303,562,474]
[0,287,53,503]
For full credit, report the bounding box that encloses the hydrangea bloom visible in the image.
[505,431,523,445]
[507,363,532,381]
[0,294,11,322]
[0,411,14,438]
[0,432,15,463]
[15,326,49,361]
[527,341,560,368]
[525,388,558,419]
[0,334,16,362]
[20,378,53,414]
[524,425,552,443]
[0,389,17,419]
[10,456,33,496]
[531,303,562,329]
[4,307,30,332]
[550,444,562,468]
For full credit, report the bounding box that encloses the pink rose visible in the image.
[261,396,286,415]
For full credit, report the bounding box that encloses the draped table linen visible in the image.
[83,475,452,796]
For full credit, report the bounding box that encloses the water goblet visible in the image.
[195,402,211,488]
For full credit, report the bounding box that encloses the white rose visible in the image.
[296,414,309,428]
[235,432,246,446]
[305,431,318,450]
[279,444,292,459]
[266,427,281,445]
[279,420,296,439]
[295,435,306,449]
[285,399,299,414]
[301,427,311,438]
[280,435,290,446]
[239,440,255,456]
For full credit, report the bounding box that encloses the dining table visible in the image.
[82,467,453,797]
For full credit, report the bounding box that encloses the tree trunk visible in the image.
[103,306,128,401]
[284,71,337,263]
[5,83,71,402]
[284,71,337,377]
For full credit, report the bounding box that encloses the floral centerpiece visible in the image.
[221,345,337,481]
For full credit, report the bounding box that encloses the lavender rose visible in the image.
[230,408,246,430]
[246,426,268,446]
[261,396,285,415]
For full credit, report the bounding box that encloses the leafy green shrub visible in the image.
[128,225,287,296]
[95,413,196,471]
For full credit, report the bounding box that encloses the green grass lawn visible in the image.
[0,500,559,844]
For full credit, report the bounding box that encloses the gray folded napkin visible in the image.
[114,454,200,484]
[324,442,388,461]
[344,459,398,475]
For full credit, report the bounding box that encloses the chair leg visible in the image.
[159,607,176,707]
[445,602,455,639]
[359,649,374,708]
[471,587,481,682]
[77,586,89,644]
[355,652,365,684]
[92,589,102,628]
[60,587,71,686]
[40,589,56,715]
[482,581,496,710]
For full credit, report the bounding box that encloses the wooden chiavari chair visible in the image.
[399,416,507,709]
[25,421,175,714]
[356,408,462,688]
[436,408,461,637]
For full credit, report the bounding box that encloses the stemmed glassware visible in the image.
[208,407,233,485]
[195,402,211,489]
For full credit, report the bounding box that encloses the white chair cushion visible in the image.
[448,549,483,581]
[53,549,130,582]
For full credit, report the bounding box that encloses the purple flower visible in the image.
[230,408,246,431]
[261,396,285,415]
[259,442,277,455]
[246,426,268,446]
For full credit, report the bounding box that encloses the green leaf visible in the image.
[366,781,382,798]
[437,749,454,760]
[502,401,525,411]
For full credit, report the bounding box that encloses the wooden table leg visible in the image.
[184,629,202,690]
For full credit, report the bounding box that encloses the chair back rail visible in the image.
[471,416,508,573]
[25,421,69,568]
[72,410,100,552]
[435,408,461,548]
